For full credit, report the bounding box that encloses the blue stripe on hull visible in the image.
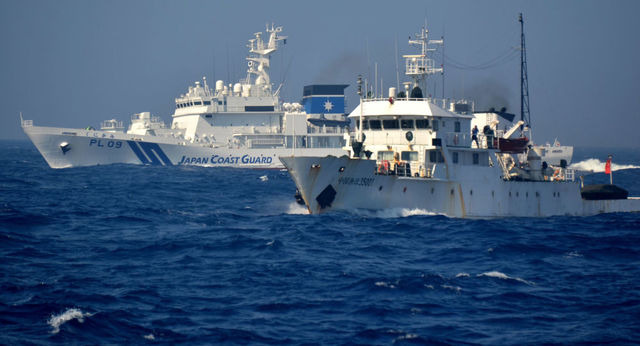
[139,142,173,166]
[127,141,151,164]
[126,141,173,166]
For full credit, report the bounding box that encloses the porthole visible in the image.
[431,187,435,194]
[450,189,454,195]
[338,166,345,172]
[470,190,473,195]
[379,186,383,191]
[492,191,495,197]
[516,192,519,197]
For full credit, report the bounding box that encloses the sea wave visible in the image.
[48,308,93,334]
[570,158,640,173]
[477,271,535,285]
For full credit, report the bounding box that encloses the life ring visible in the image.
[552,169,561,180]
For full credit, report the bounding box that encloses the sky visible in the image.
[1,0,639,148]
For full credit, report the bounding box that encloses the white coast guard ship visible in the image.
[21,24,349,169]
[281,20,640,217]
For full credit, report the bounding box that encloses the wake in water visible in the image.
[570,158,640,173]
[353,207,442,219]
[48,308,93,334]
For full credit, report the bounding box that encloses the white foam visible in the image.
[353,207,440,219]
[455,272,470,278]
[564,250,583,258]
[259,175,268,181]
[477,271,535,285]
[441,284,462,292]
[570,158,640,173]
[375,281,396,288]
[285,202,309,214]
[144,334,155,340]
[48,308,93,334]
[394,333,419,343]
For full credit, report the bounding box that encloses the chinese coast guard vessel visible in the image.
[22,24,349,169]
[281,20,640,217]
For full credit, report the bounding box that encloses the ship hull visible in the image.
[280,156,640,218]
[24,125,345,169]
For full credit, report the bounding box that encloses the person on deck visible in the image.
[471,125,479,148]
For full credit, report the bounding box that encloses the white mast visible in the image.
[244,24,287,97]
[404,24,443,94]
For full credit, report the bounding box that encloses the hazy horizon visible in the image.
[2,0,639,148]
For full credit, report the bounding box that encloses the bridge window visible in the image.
[416,119,429,129]
[194,101,202,105]
[401,119,415,129]
[378,150,394,161]
[203,101,211,105]
[427,150,445,163]
[382,119,399,129]
[401,151,418,161]
[453,152,459,164]
[455,121,461,133]
[369,119,382,130]
[433,120,439,131]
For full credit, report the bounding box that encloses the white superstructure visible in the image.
[281,21,640,218]
[22,24,350,169]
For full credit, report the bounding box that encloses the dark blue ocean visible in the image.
[1,140,639,345]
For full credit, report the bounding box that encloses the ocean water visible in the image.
[1,140,639,344]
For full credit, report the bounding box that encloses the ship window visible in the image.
[473,153,479,165]
[205,114,212,118]
[455,121,461,133]
[382,119,399,129]
[203,101,211,105]
[401,119,415,129]
[401,151,418,161]
[415,119,429,129]
[218,101,223,105]
[355,120,369,130]
[433,120,439,131]
[369,119,382,130]
[194,101,202,105]
[428,150,444,163]
[453,152,459,164]
[378,150,394,161]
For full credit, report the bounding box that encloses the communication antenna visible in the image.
[395,35,400,91]
[520,13,531,131]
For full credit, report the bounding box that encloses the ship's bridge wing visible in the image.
[348,99,473,119]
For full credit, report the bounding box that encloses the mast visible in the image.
[519,13,531,131]
[404,24,443,96]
